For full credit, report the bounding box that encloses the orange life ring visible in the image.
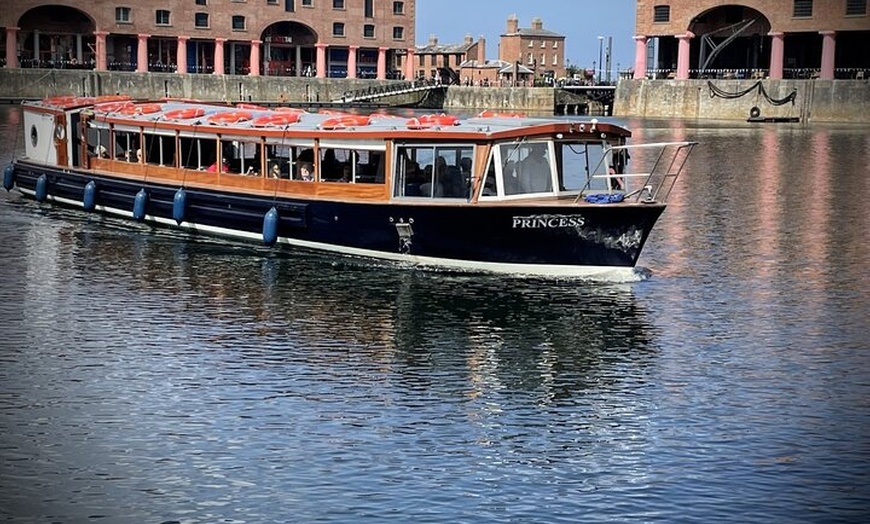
[251,112,303,127]
[477,110,526,118]
[93,100,135,113]
[319,109,350,116]
[207,111,253,124]
[94,94,132,104]
[164,107,206,120]
[120,103,163,115]
[406,113,461,129]
[274,106,306,114]
[320,114,371,130]
[236,103,269,110]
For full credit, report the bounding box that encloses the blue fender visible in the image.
[133,188,148,221]
[2,164,14,191]
[262,206,279,246]
[83,180,97,212]
[172,188,187,224]
[35,174,48,202]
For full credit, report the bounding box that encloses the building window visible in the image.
[653,5,670,22]
[232,15,246,30]
[333,22,345,37]
[393,1,404,14]
[393,26,404,40]
[540,40,546,48]
[793,0,813,17]
[195,12,209,28]
[115,7,131,23]
[284,0,295,11]
[267,0,278,4]
[155,10,170,25]
[553,41,558,49]
[302,0,313,6]
[846,0,866,15]
[528,40,534,48]
[365,0,373,17]
[195,0,207,5]
[552,54,558,66]
[363,24,375,38]
[333,0,344,9]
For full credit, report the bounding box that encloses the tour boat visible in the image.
[5,95,695,277]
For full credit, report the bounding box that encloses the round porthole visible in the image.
[55,123,66,140]
[30,125,38,147]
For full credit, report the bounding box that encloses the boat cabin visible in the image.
[23,97,637,205]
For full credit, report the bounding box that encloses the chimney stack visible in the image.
[478,35,486,63]
[428,34,438,46]
[506,14,519,34]
[532,17,543,30]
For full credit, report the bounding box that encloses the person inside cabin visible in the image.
[207,158,229,173]
[269,163,281,179]
[518,143,552,193]
[339,163,352,183]
[298,161,314,181]
[608,149,629,191]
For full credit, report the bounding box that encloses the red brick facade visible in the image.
[1,0,417,79]
[632,0,869,79]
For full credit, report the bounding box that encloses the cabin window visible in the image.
[393,144,473,199]
[85,123,111,159]
[498,141,554,196]
[179,136,217,170]
[319,146,385,184]
[113,129,141,162]
[553,139,630,193]
[143,132,177,167]
[219,137,260,176]
[264,141,315,180]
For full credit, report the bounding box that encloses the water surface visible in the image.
[1,106,868,523]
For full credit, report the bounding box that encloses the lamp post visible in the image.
[597,35,604,84]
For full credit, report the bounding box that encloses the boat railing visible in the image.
[575,140,697,204]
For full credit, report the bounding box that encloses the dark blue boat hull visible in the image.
[10,162,666,272]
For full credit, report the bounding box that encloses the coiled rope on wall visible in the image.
[707,80,797,106]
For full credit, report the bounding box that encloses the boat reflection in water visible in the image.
[36,209,661,403]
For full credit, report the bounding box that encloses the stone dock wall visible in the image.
[615,79,870,124]
[0,69,866,123]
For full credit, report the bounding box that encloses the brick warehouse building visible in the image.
[633,0,870,80]
[0,0,417,79]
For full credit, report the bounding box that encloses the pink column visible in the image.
[94,31,108,71]
[376,47,387,80]
[347,45,357,79]
[405,48,415,80]
[315,43,327,78]
[249,40,261,76]
[632,35,647,79]
[819,31,835,80]
[214,38,225,75]
[136,34,149,73]
[676,31,694,80]
[768,32,784,80]
[176,36,188,74]
[5,27,19,68]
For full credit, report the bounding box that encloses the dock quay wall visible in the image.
[615,79,870,124]
[0,69,397,106]
[1,70,866,123]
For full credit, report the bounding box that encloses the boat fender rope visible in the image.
[3,164,14,191]
[83,180,97,211]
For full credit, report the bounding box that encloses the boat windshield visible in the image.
[479,138,616,198]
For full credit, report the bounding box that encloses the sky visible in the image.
[415,0,636,73]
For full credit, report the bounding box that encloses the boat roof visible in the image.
[25,96,632,141]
